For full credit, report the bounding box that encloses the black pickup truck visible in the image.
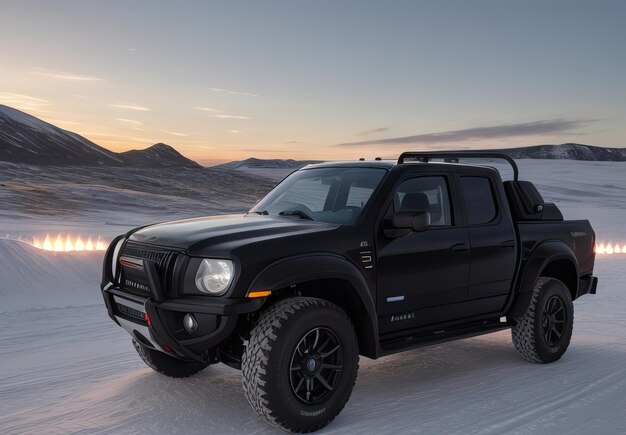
[100,151,597,433]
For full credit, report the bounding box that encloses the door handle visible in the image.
[499,240,516,248]
[450,242,468,252]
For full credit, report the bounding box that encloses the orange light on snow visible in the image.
[31,234,108,252]
[595,242,625,255]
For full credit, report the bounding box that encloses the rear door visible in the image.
[457,173,517,313]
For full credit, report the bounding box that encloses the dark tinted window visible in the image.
[460,176,497,225]
[394,176,452,226]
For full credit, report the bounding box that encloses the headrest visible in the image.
[400,192,429,212]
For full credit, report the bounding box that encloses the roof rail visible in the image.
[397,151,519,181]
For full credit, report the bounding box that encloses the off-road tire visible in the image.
[242,297,359,433]
[132,339,209,378]
[512,277,574,363]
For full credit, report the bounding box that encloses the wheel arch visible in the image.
[508,240,579,318]
[248,254,379,358]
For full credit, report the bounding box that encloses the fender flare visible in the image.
[248,253,379,357]
[508,240,578,318]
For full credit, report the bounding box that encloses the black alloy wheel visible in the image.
[542,295,566,346]
[289,327,343,405]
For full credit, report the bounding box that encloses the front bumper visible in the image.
[101,284,265,362]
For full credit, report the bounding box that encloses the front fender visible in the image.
[249,253,375,313]
[248,253,379,357]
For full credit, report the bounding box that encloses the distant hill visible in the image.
[496,143,626,161]
[215,157,321,170]
[0,104,200,168]
[213,157,322,181]
[217,145,626,171]
[120,143,200,168]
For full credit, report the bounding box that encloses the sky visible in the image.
[1,0,625,164]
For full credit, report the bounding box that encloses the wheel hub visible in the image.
[542,295,566,346]
[304,356,320,374]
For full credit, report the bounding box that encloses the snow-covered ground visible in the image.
[0,160,625,434]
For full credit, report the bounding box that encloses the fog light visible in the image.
[183,313,198,334]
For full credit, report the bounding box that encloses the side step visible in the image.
[379,317,511,355]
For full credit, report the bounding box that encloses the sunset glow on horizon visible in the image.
[1,1,624,164]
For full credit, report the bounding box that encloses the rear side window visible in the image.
[460,176,497,225]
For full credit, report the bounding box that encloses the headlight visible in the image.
[110,237,125,280]
[194,259,234,295]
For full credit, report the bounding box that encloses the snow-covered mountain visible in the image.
[0,104,123,166]
[497,143,626,161]
[0,105,200,168]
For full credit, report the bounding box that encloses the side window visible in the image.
[394,176,452,226]
[346,184,374,208]
[460,176,498,225]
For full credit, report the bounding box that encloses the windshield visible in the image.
[249,167,387,224]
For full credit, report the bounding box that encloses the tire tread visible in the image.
[242,296,358,433]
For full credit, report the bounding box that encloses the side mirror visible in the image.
[393,211,430,232]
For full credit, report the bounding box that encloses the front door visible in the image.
[376,175,470,334]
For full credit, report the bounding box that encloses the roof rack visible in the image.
[397,151,519,181]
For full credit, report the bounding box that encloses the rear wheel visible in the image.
[512,277,574,363]
[242,297,359,433]
[132,339,209,378]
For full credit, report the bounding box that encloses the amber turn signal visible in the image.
[247,290,272,298]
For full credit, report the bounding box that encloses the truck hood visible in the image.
[128,214,339,255]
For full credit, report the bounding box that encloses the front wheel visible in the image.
[132,340,209,378]
[242,297,359,433]
[512,277,574,363]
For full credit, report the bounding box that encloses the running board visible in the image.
[379,317,511,355]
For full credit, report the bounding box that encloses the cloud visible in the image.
[109,103,151,111]
[357,127,390,136]
[208,87,258,97]
[213,114,251,119]
[47,119,83,126]
[193,106,223,113]
[32,68,103,82]
[228,130,242,134]
[85,132,152,143]
[0,92,50,111]
[117,118,143,127]
[163,130,187,137]
[338,119,589,147]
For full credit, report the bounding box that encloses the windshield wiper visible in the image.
[278,210,313,220]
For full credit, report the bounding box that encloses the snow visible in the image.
[0,104,63,137]
[0,159,625,434]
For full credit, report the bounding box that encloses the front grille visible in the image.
[118,242,180,297]
[123,245,167,263]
